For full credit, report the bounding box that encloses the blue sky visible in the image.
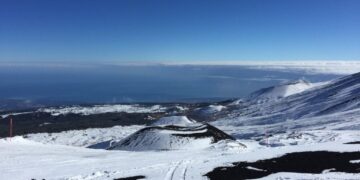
[0,0,359,63]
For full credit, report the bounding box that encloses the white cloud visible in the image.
[160,61,360,75]
[1,61,359,75]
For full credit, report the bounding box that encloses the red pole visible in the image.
[9,117,13,138]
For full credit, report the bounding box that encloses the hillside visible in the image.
[213,72,360,138]
[108,122,237,151]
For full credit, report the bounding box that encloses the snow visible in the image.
[259,172,360,179]
[207,139,246,151]
[350,160,360,164]
[1,104,170,118]
[246,166,266,172]
[214,72,360,137]
[213,108,360,140]
[174,106,189,112]
[196,105,226,114]
[249,79,325,101]
[1,72,360,179]
[152,116,196,126]
[258,130,360,147]
[0,111,33,119]
[38,104,167,116]
[1,135,359,180]
[108,123,236,151]
[25,125,144,147]
[110,133,213,151]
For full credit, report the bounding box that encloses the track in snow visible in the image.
[165,160,191,180]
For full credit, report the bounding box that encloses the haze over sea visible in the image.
[1,62,352,104]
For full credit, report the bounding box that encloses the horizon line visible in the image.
[1,60,360,67]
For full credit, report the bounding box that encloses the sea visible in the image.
[0,64,340,104]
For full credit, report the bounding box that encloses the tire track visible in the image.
[164,160,192,180]
[165,161,181,180]
[181,160,190,180]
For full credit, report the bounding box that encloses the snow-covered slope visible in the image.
[152,116,196,126]
[1,133,359,180]
[195,105,227,114]
[214,72,360,137]
[249,79,320,101]
[2,73,360,179]
[108,123,236,151]
[25,125,144,147]
[252,72,359,119]
[38,104,167,116]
